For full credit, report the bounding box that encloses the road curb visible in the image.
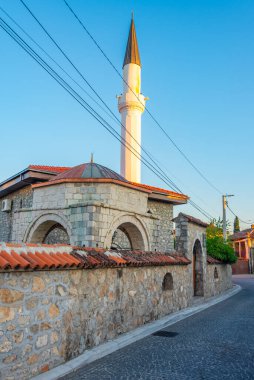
[33,285,241,380]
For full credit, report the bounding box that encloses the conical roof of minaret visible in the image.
[123,16,141,68]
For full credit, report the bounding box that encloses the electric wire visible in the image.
[0,5,119,125]
[18,1,215,219]
[0,14,214,221]
[226,204,254,226]
[63,0,223,196]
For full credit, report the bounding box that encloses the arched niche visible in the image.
[24,213,71,244]
[105,214,149,250]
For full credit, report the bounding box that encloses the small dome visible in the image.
[51,162,128,182]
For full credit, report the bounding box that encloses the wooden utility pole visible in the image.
[222,194,234,242]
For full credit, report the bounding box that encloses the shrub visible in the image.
[207,237,237,264]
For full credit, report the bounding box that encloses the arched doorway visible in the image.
[24,214,71,244]
[193,239,204,296]
[104,215,149,250]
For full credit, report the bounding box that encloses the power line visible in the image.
[18,1,216,219]
[0,13,214,221]
[18,1,183,194]
[0,5,119,125]
[226,204,254,226]
[63,0,223,195]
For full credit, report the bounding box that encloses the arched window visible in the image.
[162,273,173,291]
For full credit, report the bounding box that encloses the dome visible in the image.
[50,162,128,182]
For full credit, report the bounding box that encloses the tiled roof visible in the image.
[230,228,254,241]
[50,163,128,182]
[29,165,70,173]
[173,213,208,228]
[0,243,191,271]
[207,255,224,264]
[130,182,188,200]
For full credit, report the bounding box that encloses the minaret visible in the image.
[118,16,147,183]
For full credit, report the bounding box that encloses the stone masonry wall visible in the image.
[0,187,33,242]
[10,183,159,250]
[205,264,232,297]
[0,262,232,380]
[148,200,174,252]
[0,265,192,379]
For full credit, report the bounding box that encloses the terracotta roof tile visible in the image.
[173,213,209,228]
[230,228,254,241]
[29,165,70,173]
[207,255,223,264]
[130,182,188,200]
[0,243,191,271]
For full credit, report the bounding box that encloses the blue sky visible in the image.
[0,0,253,229]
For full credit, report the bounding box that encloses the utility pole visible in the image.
[222,194,234,242]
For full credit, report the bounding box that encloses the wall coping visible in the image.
[0,243,191,272]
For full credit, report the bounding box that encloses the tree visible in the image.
[206,237,237,264]
[234,216,240,233]
[206,217,237,264]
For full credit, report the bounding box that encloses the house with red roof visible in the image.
[230,226,254,274]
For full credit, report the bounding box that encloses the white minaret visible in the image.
[118,16,147,183]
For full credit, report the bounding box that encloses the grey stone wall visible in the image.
[0,261,232,379]
[205,264,232,297]
[0,265,191,379]
[148,200,174,251]
[0,187,33,242]
[9,183,161,250]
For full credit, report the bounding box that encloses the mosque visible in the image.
[0,18,188,252]
[0,18,233,379]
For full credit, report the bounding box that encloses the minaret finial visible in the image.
[90,153,94,163]
[123,15,141,68]
[132,11,134,20]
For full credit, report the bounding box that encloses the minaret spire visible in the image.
[123,16,141,68]
[118,16,147,183]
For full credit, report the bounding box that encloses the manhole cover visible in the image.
[152,331,179,338]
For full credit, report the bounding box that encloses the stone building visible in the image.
[0,17,233,379]
[0,162,188,251]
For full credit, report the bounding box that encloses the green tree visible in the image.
[206,237,237,264]
[206,218,237,263]
[233,216,240,233]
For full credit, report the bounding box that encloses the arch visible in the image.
[162,273,173,291]
[214,267,219,280]
[104,214,149,250]
[193,239,204,296]
[24,213,72,244]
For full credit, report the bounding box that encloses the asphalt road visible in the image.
[61,275,254,380]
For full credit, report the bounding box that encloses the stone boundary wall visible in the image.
[206,264,232,297]
[0,263,232,379]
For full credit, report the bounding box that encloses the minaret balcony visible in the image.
[118,93,146,113]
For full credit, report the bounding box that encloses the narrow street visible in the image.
[62,275,254,380]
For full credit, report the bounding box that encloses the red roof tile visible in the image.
[0,243,191,271]
[230,228,254,241]
[29,165,70,173]
[130,182,189,200]
[173,213,209,228]
[207,255,224,264]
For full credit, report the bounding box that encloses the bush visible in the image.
[207,237,237,264]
